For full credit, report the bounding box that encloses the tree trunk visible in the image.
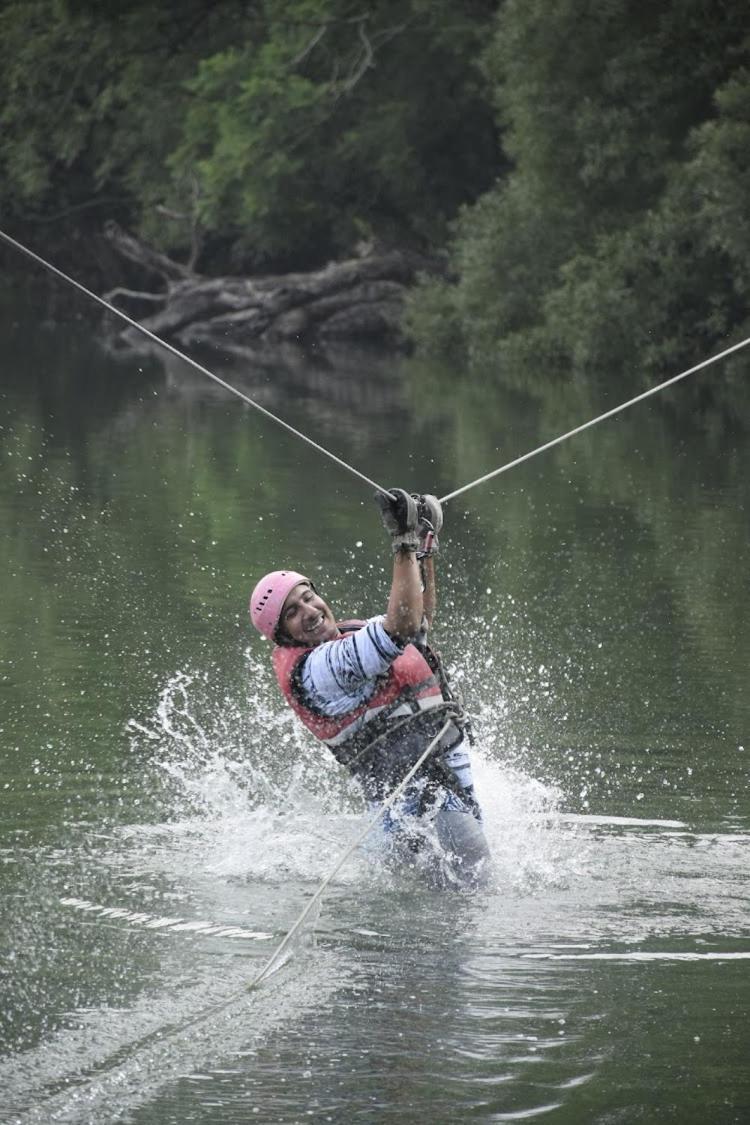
[104,227,442,352]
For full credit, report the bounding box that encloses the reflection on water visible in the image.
[1,289,749,1123]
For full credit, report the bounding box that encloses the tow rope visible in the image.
[2,228,748,505]
[249,717,452,989]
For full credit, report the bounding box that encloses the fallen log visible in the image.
[103,225,441,351]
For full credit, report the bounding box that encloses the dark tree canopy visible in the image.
[408,0,750,384]
[1,0,748,385]
[0,0,498,271]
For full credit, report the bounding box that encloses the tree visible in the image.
[409,0,750,385]
[169,0,499,268]
[0,0,499,273]
[0,1,247,229]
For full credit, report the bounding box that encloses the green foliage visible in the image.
[0,0,498,269]
[410,1,750,385]
[687,64,750,291]
[0,0,249,256]
[4,0,748,379]
[402,276,465,363]
[170,0,498,265]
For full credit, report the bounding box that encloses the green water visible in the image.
[1,283,748,1123]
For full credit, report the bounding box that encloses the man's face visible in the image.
[279,582,339,645]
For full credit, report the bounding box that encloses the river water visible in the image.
[1,281,748,1123]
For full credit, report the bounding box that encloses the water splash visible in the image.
[58,897,273,941]
[125,656,378,887]
[123,648,575,896]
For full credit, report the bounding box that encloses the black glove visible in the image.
[374,488,420,554]
[413,493,443,558]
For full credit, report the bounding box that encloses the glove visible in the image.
[413,493,443,558]
[374,488,420,554]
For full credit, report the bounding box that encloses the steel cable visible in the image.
[3,229,748,507]
[0,229,393,497]
[438,332,750,503]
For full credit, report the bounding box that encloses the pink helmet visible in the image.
[249,570,310,641]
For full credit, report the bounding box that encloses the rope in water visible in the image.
[3,229,748,506]
[26,714,446,1119]
[249,717,452,989]
[31,719,451,1108]
[0,229,392,497]
[438,332,750,504]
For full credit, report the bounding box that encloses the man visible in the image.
[249,489,490,887]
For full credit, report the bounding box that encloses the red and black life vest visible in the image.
[272,621,465,804]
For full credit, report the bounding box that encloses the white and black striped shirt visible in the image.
[297,617,476,806]
[298,616,402,717]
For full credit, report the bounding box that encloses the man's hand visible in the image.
[374,488,420,554]
[414,494,443,558]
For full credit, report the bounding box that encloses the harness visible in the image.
[274,622,478,816]
[329,687,475,814]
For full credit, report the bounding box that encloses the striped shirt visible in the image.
[298,617,477,812]
[298,616,403,717]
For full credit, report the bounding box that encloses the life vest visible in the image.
[272,621,469,806]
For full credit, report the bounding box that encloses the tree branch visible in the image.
[343,19,374,90]
[103,287,168,304]
[291,22,328,67]
[331,18,411,97]
[104,221,195,281]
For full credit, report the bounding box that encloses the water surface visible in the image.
[1,284,748,1123]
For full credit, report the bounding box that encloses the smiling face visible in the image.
[278,582,339,646]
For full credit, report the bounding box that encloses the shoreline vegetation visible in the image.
[100,222,442,353]
[1,1,748,383]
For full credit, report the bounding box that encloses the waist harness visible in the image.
[274,624,477,815]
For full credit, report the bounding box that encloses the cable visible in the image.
[438,333,750,503]
[0,229,393,497]
[3,227,746,510]
[249,717,453,988]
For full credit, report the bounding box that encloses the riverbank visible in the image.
[101,223,441,354]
